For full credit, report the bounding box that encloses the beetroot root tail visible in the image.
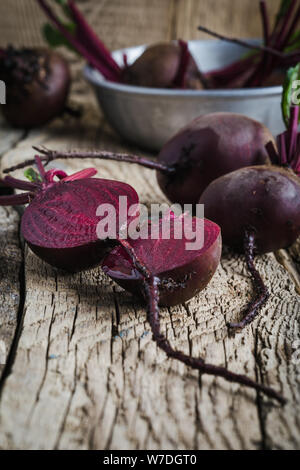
[144,276,285,405]
[228,230,270,330]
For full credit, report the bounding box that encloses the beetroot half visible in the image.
[0,47,71,128]
[0,158,139,271]
[102,213,221,306]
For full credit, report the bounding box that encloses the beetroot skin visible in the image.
[0,47,71,128]
[200,165,300,254]
[102,214,221,306]
[157,113,274,205]
[122,42,203,90]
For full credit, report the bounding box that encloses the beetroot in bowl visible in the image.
[84,40,284,151]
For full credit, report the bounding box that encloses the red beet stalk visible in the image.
[37,0,121,82]
[202,0,300,88]
[67,0,121,75]
[267,105,300,175]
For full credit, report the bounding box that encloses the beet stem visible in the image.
[287,106,299,162]
[2,176,39,192]
[283,5,300,51]
[260,1,270,46]
[67,0,121,75]
[144,276,285,405]
[197,25,285,58]
[37,0,120,82]
[0,192,33,206]
[274,0,297,50]
[172,40,191,89]
[266,140,280,165]
[35,155,47,180]
[228,230,270,330]
[3,147,174,175]
[117,239,152,280]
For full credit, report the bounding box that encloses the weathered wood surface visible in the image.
[0,0,299,451]
[0,96,299,449]
[0,0,282,49]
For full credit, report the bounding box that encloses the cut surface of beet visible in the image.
[22,177,138,271]
[0,159,139,271]
[102,214,221,306]
[22,178,138,249]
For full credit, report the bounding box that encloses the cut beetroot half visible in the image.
[0,157,139,272]
[102,213,221,306]
[21,177,139,271]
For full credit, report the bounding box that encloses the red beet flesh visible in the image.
[200,165,300,254]
[122,42,204,90]
[23,177,139,271]
[0,161,139,271]
[0,47,71,128]
[102,214,221,306]
[157,113,274,205]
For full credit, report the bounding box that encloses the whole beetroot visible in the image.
[199,107,300,330]
[200,165,300,254]
[157,112,274,205]
[122,42,204,89]
[0,47,70,128]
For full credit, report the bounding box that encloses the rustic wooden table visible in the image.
[0,81,299,450]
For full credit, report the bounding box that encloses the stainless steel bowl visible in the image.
[84,39,285,151]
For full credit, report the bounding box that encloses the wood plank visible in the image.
[0,0,283,49]
[175,0,282,41]
[0,205,22,379]
[0,99,299,449]
[0,117,24,380]
[0,115,25,160]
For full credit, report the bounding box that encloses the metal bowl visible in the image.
[84,39,285,151]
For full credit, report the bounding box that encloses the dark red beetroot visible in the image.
[122,42,204,90]
[200,106,300,329]
[0,158,139,271]
[102,213,221,306]
[0,47,71,128]
[156,113,274,205]
[200,165,300,254]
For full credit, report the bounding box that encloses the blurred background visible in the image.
[0,0,281,51]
